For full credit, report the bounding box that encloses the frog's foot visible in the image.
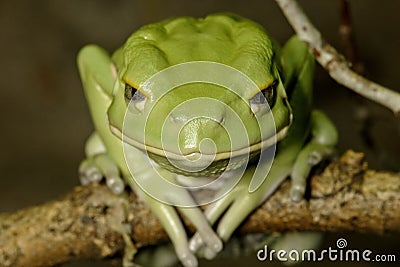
[180,205,223,260]
[140,194,198,267]
[79,153,125,195]
[133,187,223,267]
[290,110,338,202]
[168,192,223,260]
[188,186,261,259]
[188,172,270,258]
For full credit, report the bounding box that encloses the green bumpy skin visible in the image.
[77,13,338,267]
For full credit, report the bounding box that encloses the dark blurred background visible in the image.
[0,0,399,266]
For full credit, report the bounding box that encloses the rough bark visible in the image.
[0,150,399,267]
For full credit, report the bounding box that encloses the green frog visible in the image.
[77,13,337,266]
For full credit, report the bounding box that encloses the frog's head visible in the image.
[108,14,292,176]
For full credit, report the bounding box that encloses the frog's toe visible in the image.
[203,246,219,260]
[105,175,125,195]
[185,217,223,257]
[189,233,203,252]
[290,184,306,202]
[79,159,102,185]
[176,248,198,267]
[290,156,311,203]
[192,243,219,260]
[79,174,90,186]
[191,231,222,259]
[308,150,323,165]
[202,232,223,255]
[92,153,125,195]
[79,154,125,195]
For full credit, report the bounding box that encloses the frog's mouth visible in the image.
[110,123,289,161]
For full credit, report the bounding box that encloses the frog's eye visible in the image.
[124,84,136,101]
[125,83,146,111]
[249,80,276,113]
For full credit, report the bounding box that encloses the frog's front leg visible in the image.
[141,191,222,267]
[122,148,222,267]
[79,132,125,194]
[290,109,338,201]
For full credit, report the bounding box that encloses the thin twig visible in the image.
[275,0,400,117]
[338,0,356,64]
[338,0,363,73]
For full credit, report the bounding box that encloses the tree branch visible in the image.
[0,151,399,267]
[274,0,400,116]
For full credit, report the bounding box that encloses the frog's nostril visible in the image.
[207,115,225,126]
[169,113,191,125]
[217,115,225,125]
[209,109,225,125]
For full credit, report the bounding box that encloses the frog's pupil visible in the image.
[125,84,137,101]
[262,81,276,104]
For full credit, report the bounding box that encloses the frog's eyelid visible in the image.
[124,83,147,112]
[248,79,277,99]
[249,80,277,102]
[262,79,277,92]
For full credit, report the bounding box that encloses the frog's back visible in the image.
[121,14,276,87]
